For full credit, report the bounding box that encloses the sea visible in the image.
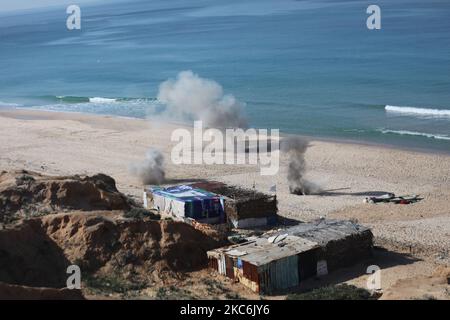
[1,0,449,152]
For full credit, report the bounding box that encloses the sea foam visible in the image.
[379,129,450,141]
[385,105,450,118]
[89,97,118,103]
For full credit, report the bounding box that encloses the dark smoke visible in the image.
[129,148,165,185]
[281,137,319,195]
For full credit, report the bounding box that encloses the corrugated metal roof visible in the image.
[273,219,371,245]
[219,236,319,266]
[208,219,371,267]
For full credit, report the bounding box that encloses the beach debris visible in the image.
[227,234,249,244]
[364,193,395,203]
[390,195,423,204]
[364,193,423,204]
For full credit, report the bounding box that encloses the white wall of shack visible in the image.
[151,194,186,218]
[218,254,226,275]
[230,217,269,228]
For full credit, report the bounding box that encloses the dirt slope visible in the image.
[0,171,222,299]
[0,213,219,287]
[0,170,131,222]
[42,212,220,273]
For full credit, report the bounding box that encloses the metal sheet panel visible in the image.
[208,258,218,271]
[273,255,299,292]
[229,217,269,228]
[260,255,299,293]
[242,261,259,283]
[298,248,319,280]
[143,191,148,208]
[225,256,235,280]
[218,253,226,275]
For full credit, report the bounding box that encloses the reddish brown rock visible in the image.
[0,170,131,222]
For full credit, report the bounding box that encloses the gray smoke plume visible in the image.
[129,148,165,185]
[281,137,319,195]
[157,70,248,129]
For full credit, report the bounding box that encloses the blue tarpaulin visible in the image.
[147,185,225,222]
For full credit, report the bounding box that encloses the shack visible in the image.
[190,181,278,228]
[272,219,373,273]
[208,236,319,293]
[144,185,225,224]
[207,219,373,294]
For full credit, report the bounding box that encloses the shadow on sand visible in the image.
[163,178,207,185]
[273,247,421,296]
[314,188,393,197]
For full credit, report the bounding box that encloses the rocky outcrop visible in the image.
[0,170,131,222]
[0,170,222,299]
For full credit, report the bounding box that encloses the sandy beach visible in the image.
[1,107,449,298]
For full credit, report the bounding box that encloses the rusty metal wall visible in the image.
[242,260,259,283]
[225,256,235,280]
[208,258,218,271]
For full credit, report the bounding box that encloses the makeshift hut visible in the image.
[144,185,225,224]
[273,219,374,272]
[190,181,278,228]
[207,219,373,294]
[208,235,319,293]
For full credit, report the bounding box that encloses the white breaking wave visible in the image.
[385,105,450,118]
[379,129,450,141]
[89,97,117,103]
[0,101,21,107]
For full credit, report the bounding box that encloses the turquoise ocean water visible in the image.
[0,0,449,152]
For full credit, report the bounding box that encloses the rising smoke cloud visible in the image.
[129,148,165,185]
[281,137,319,195]
[157,70,248,129]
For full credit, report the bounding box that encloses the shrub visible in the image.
[225,292,244,300]
[15,174,35,185]
[124,207,160,220]
[156,286,196,300]
[84,274,146,295]
[286,284,376,300]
